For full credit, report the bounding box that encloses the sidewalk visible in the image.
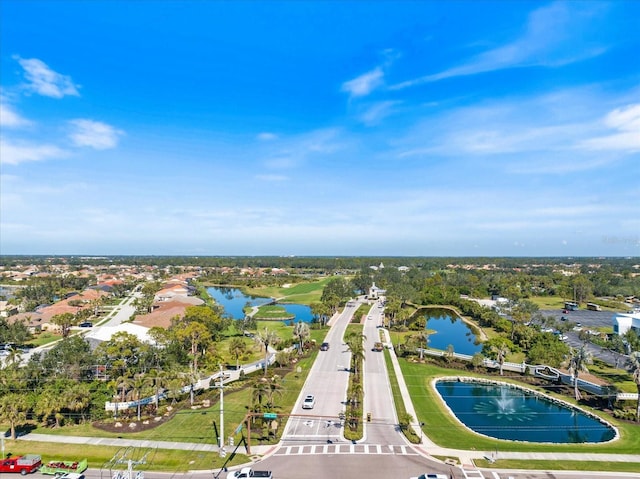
[17,432,275,456]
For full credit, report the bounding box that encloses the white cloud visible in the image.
[68,119,124,149]
[15,56,80,98]
[391,2,607,89]
[341,67,384,98]
[579,103,640,152]
[0,140,68,165]
[395,88,639,176]
[0,96,32,128]
[358,101,400,126]
[257,132,278,141]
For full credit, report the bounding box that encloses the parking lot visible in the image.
[541,308,629,368]
[541,308,615,331]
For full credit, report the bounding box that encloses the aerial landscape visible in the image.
[1,1,639,479]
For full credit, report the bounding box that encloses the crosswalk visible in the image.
[274,443,418,456]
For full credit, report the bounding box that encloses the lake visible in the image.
[422,308,482,355]
[206,286,313,323]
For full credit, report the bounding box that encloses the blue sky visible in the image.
[1,1,639,257]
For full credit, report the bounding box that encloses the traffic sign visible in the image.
[263,412,277,419]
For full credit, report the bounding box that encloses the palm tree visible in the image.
[344,331,366,379]
[265,374,283,409]
[445,344,455,363]
[254,328,280,376]
[63,383,91,423]
[349,381,363,407]
[492,342,510,376]
[149,368,170,412]
[0,393,28,439]
[130,373,152,420]
[35,386,66,428]
[5,347,23,368]
[228,337,247,369]
[293,321,310,355]
[565,345,593,401]
[251,379,270,412]
[629,351,640,422]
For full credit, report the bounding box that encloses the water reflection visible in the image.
[422,309,482,355]
[206,286,313,323]
[435,379,616,443]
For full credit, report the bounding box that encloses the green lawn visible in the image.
[243,277,331,305]
[22,351,318,457]
[254,305,295,320]
[399,359,640,456]
[0,439,243,472]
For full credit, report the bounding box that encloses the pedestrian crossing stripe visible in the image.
[274,444,416,456]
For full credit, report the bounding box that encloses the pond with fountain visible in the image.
[434,378,617,443]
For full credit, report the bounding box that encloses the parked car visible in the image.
[410,474,448,479]
[78,322,93,328]
[320,342,330,351]
[302,394,315,409]
[57,474,85,479]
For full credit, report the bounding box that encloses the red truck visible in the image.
[0,455,42,475]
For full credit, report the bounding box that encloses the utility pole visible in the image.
[219,365,225,456]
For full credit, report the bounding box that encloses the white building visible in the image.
[84,322,155,350]
[612,311,640,336]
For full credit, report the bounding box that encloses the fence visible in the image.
[415,348,638,401]
[105,352,276,411]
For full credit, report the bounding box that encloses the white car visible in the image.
[56,474,85,479]
[302,394,315,409]
[410,474,448,479]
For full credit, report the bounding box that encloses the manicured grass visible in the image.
[0,438,245,471]
[243,277,331,305]
[254,305,295,320]
[27,331,61,346]
[528,297,568,309]
[384,349,419,443]
[27,352,317,452]
[399,359,640,456]
[475,459,640,473]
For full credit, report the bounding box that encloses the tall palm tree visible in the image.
[265,374,283,409]
[293,321,310,355]
[492,342,510,376]
[63,383,91,423]
[251,379,270,412]
[344,331,366,379]
[630,351,640,422]
[565,345,593,401]
[254,328,280,376]
[149,368,169,412]
[130,373,152,420]
[5,347,23,368]
[0,393,28,439]
[228,337,247,369]
[349,381,363,407]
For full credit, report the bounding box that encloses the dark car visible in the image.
[320,342,330,351]
[79,322,93,328]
